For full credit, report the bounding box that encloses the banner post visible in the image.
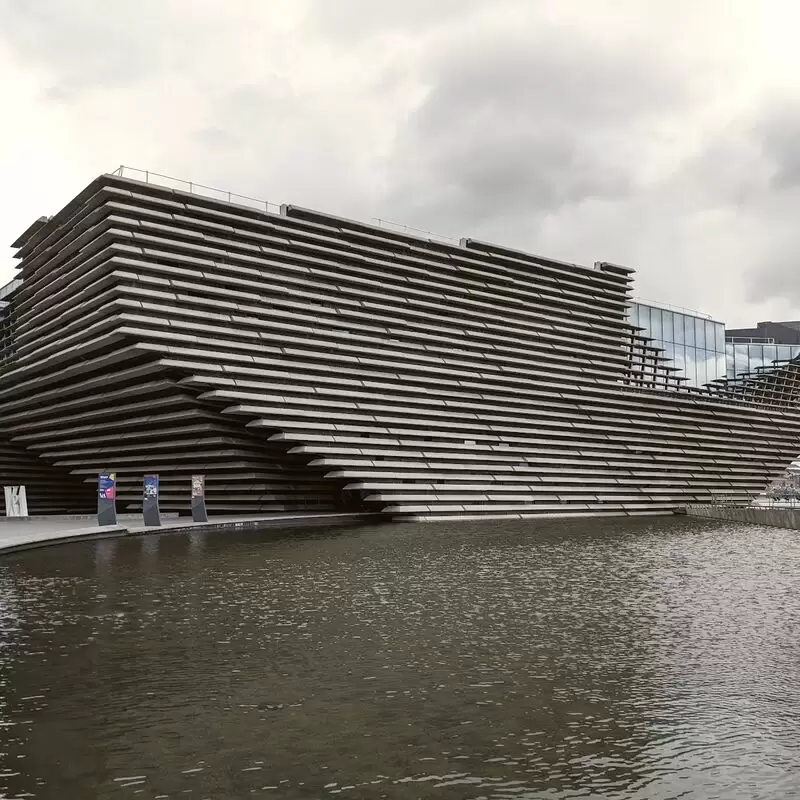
[97,472,117,526]
[191,474,208,522]
[142,474,161,527]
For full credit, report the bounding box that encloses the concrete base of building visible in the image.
[405,509,677,522]
[681,504,800,531]
[0,512,388,556]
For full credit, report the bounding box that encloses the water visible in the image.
[0,516,799,799]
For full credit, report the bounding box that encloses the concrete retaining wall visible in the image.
[683,504,800,530]
[0,512,387,557]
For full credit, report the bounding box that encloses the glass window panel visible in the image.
[685,315,695,346]
[739,346,752,374]
[717,353,726,380]
[715,323,725,351]
[663,341,674,363]
[694,317,705,349]
[729,349,738,376]
[673,312,685,344]
[673,345,685,378]
[705,320,716,352]
[628,304,639,327]
[706,352,720,382]
[697,357,707,386]
[650,308,663,340]
[766,345,778,365]
[662,311,674,343]
[752,346,765,372]
[638,305,650,334]
[707,356,715,383]
[686,348,696,385]
[684,346,697,386]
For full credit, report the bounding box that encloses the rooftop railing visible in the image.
[111,166,462,244]
[726,336,776,344]
[109,166,725,329]
[370,217,460,245]
[110,165,283,215]
[630,297,715,322]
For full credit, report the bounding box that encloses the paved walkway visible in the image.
[0,512,385,556]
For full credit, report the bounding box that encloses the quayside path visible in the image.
[0,512,386,556]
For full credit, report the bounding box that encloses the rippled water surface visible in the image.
[1,516,800,799]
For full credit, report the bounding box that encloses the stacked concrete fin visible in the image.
[713,357,800,407]
[3,172,800,521]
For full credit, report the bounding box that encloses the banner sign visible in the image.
[142,473,161,527]
[97,472,117,526]
[191,475,205,498]
[98,473,116,500]
[191,474,208,522]
[143,474,159,499]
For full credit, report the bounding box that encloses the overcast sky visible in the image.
[2,0,800,326]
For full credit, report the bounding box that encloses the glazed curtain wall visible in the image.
[726,343,800,379]
[629,303,725,387]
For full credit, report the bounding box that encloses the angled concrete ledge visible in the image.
[0,512,388,557]
[683,504,800,531]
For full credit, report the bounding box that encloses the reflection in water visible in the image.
[0,517,799,798]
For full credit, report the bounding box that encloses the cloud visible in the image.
[689,98,800,311]
[1,0,800,329]
[758,103,800,190]
[307,0,488,39]
[381,27,690,233]
[1,0,190,94]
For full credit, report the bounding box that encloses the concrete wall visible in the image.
[7,172,800,520]
[684,504,800,530]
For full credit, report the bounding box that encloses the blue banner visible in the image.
[98,473,116,501]
[143,474,159,499]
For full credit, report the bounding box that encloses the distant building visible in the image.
[727,320,800,344]
[726,320,800,379]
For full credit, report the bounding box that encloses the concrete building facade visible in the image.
[3,171,800,520]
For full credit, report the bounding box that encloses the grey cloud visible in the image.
[744,240,800,307]
[0,0,235,96]
[708,100,800,306]
[306,0,489,39]
[756,104,800,190]
[1,0,799,328]
[669,135,765,210]
[175,80,377,219]
[1,0,159,92]
[380,28,691,236]
[193,127,240,149]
